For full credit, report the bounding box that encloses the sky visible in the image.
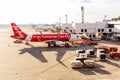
[0,0,120,24]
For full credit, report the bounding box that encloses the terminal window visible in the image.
[89,35,91,38]
[108,24,114,28]
[98,29,100,32]
[81,29,83,32]
[109,29,112,32]
[102,29,104,32]
[85,29,87,32]
[65,27,69,29]
[93,34,96,38]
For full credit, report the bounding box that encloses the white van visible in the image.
[97,49,106,60]
[76,49,87,59]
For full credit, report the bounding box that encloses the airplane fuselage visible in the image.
[26,33,71,42]
[10,23,81,46]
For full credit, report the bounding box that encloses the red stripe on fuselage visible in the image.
[30,33,71,42]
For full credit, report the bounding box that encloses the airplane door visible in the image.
[26,34,32,41]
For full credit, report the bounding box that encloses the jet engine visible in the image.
[55,41,64,47]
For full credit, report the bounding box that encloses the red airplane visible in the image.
[10,23,81,47]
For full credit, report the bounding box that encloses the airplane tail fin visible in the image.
[10,23,27,40]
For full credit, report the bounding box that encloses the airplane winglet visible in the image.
[11,23,17,26]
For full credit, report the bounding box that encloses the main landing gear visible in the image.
[47,42,55,47]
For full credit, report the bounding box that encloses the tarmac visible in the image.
[0,27,120,80]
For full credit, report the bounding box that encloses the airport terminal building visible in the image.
[55,19,120,40]
[75,21,114,39]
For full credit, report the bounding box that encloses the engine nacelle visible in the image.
[55,41,64,47]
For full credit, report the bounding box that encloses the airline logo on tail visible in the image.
[10,23,27,40]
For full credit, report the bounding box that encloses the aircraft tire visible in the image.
[48,43,51,47]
